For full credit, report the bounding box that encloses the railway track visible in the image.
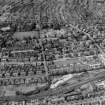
[0,20,104,103]
[0,70,105,103]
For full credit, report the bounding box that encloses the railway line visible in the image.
[0,1,105,104]
[0,17,105,103]
[0,70,105,103]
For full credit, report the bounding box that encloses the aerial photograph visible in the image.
[1,0,105,105]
